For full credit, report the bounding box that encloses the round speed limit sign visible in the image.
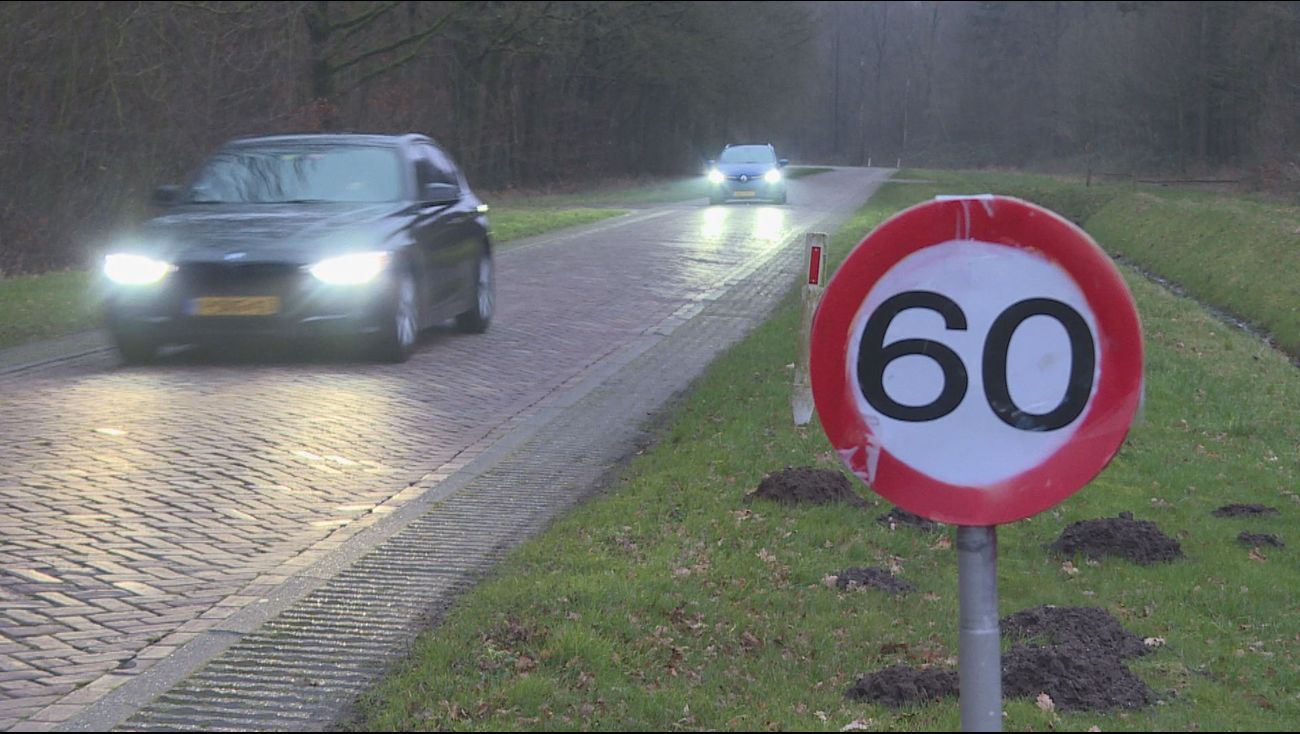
[811,196,1143,525]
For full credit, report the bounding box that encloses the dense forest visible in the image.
[1,1,1297,275]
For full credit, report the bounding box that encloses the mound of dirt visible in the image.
[831,567,917,594]
[1213,503,1278,517]
[876,506,943,532]
[744,466,869,507]
[1002,644,1153,712]
[1001,605,1149,661]
[1049,512,1183,565]
[844,665,958,706]
[1238,531,1284,548]
[844,604,1161,712]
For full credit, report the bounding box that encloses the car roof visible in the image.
[223,133,434,149]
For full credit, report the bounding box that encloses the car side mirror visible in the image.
[152,185,183,207]
[423,182,460,205]
[778,159,789,168]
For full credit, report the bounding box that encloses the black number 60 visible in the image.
[857,291,1095,431]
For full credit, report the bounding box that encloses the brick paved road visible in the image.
[0,169,889,729]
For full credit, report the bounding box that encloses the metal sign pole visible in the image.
[957,525,1001,732]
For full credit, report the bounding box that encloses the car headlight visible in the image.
[104,253,175,285]
[708,169,725,185]
[764,169,782,184]
[309,251,391,285]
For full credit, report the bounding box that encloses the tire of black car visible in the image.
[456,245,494,334]
[372,266,418,363]
[111,329,158,365]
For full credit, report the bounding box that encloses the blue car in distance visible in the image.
[706,143,789,205]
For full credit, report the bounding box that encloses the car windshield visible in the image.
[189,145,405,204]
[718,146,776,164]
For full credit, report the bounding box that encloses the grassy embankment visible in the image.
[351,169,1299,731]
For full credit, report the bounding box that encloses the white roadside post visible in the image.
[792,232,828,425]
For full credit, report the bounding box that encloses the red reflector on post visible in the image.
[807,245,823,285]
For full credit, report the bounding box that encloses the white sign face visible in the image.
[846,240,1100,487]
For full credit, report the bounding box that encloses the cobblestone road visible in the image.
[0,169,890,730]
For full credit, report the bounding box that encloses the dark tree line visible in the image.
[1,1,1296,276]
[0,1,813,274]
[809,0,1300,180]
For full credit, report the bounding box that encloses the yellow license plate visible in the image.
[735,191,756,198]
[192,296,280,316]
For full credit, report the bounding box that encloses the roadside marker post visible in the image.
[792,232,828,426]
[809,196,1144,731]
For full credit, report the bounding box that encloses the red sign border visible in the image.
[810,196,1144,525]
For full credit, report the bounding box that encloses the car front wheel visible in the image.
[111,329,158,365]
[371,268,418,362]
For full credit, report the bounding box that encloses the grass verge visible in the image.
[488,208,627,250]
[349,175,1299,732]
[486,178,708,209]
[0,270,98,352]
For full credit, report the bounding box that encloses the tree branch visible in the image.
[330,2,463,74]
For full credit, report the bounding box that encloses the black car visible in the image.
[705,143,789,205]
[100,133,493,363]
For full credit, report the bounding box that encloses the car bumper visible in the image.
[710,179,785,201]
[103,262,397,345]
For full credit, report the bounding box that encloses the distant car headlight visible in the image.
[104,253,175,285]
[309,251,391,285]
[708,169,725,185]
[764,169,782,184]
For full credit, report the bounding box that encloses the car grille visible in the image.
[176,262,306,295]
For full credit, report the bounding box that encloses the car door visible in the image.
[410,144,463,319]
[424,144,481,313]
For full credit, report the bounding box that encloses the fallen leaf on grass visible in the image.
[1249,548,1268,562]
[1061,561,1080,576]
[840,720,873,731]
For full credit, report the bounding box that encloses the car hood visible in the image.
[124,202,412,265]
[715,162,779,177]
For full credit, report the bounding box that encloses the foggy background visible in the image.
[2,1,1297,274]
